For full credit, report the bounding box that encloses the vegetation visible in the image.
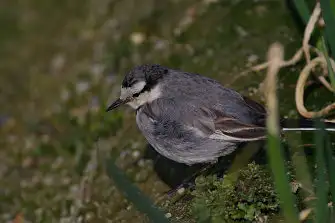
[191,163,281,222]
[1,0,335,222]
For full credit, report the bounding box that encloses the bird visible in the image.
[106,64,335,165]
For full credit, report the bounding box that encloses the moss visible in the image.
[191,163,281,223]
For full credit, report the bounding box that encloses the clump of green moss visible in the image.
[191,163,280,223]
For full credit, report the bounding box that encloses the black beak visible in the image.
[106,98,127,112]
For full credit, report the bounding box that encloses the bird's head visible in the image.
[106,64,168,111]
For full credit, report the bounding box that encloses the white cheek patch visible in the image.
[120,81,146,100]
[127,84,162,109]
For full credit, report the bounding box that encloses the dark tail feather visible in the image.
[280,118,335,132]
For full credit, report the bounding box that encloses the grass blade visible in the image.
[320,35,335,89]
[265,43,299,223]
[320,0,335,58]
[267,135,299,222]
[324,127,335,219]
[292,0,310,23]
[105,158,170,223]
[314,120,329,223]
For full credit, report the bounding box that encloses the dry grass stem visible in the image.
[240,2,335,121]
[303,2,321,64]
[295,57,335,121]
[265,42,284,135]
[299,208,312,221]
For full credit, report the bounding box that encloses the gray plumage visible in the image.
[107,64,268,165]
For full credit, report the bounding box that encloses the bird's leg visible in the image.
[166,162,217,197]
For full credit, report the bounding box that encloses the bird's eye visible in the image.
[128,77,139,86]
[122,78,137,88]
[133,92,140,97]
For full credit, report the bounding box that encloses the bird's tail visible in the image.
[280,118,335,132]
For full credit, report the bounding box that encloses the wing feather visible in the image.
[214,116,267,141]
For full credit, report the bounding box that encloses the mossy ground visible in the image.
[0,0,333,222]
[191,163,280,223]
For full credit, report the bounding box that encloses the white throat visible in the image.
[120,81,162,110]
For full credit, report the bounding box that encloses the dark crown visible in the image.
[122,64,168,88]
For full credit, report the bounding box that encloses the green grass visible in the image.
[105,158,170,223]
[314,120,329,223]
